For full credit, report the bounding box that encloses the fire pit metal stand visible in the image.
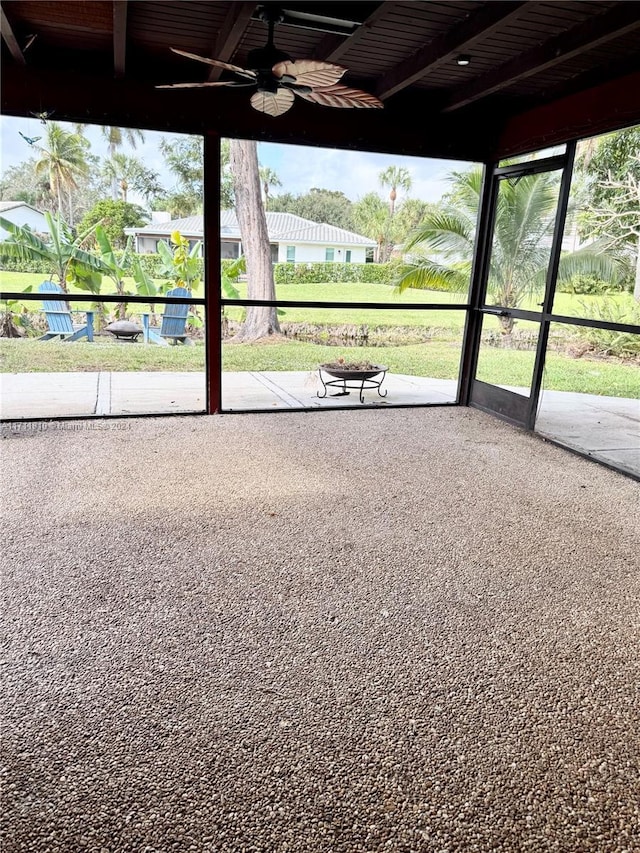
[317,365,388,404]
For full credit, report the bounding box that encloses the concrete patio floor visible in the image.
[3,407,639,852]
[0,370,638,476]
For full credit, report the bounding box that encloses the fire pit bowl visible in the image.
[318,363,388,404]
[320,363,387,381]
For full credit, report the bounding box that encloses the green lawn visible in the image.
[1,270,635,334]
[1,336,638,398]
[2,270,638,399]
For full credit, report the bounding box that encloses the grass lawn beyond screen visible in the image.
[1,338,638,399]
[0,271,635,331]
[1,271,638,399]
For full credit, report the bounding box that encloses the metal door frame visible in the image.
[460,143,577,428]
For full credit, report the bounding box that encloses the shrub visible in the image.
[0,256,52,274]
[78,200,147,249]
[557,273,626,295]
[273,261,397,285]
[574,299,640,357]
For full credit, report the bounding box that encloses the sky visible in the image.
[1,114,474,207]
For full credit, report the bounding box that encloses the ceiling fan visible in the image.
[157,5,383,117]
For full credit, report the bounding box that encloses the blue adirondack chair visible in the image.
[142,287,191,345]
[39,281,94,342]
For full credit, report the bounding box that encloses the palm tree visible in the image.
[397,167,618,334]
[101,152,162,204]
[258,166,282,210]
[76,124,146,199]
[352,192,389,263]
[377,166,412,261]
[379,165,412,218]
[34,123,88,223]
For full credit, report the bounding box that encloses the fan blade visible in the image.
[295,84,383,109]
[157,81,255,89]
[250,88,295,117]
[272,59,345,88]
[170,48,257,80]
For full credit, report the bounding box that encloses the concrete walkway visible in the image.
[1,370,638,476]
[0,370,457,418]
[536,389,640,477]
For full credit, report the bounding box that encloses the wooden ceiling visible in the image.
[2,1,640,161]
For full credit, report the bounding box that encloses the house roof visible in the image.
[0,201,45,215]
[127,211,377,247]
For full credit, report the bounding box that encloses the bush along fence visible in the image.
[272,261,399,285]
[1,252,400,287]
[0,250,175,279]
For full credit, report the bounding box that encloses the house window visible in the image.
[286,246,296,263]
[270,244,279,263]
[221,241,239,260]
[325,248,335,261]
[345,250,352,263]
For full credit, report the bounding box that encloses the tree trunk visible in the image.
[634,234,640,302]
[229,139,280,340]
[499,314,515,335]
[110,142,118,200]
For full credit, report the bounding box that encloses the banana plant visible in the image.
[221,255,245,333]
[156,230,204,328]
[130,253,159,326]
[0,212,107,291]
[93,225,133,319]
[157,231,202,293]
[221,255,244,300]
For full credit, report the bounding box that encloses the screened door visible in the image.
[468,149,575,428]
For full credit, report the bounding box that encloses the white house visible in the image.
[125,211,377,263]
[0,201,49,238]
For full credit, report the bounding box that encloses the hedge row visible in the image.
[2,252,630,295]
[273,261,397,285]
[0,251,175,278]
[0,257,54,274]
[0,253,397,285]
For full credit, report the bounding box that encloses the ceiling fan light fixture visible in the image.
[456,54,471,66]
[160,9,383,116]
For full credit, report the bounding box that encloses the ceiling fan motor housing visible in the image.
[248,42,292,93]
[247,44,291,73]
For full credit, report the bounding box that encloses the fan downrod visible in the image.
[248,5,291,74]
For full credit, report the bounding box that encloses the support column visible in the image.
[203,132,222,414]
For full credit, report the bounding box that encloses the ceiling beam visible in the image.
[207,2,256,82]
[1,58,498,162]
[1,3,26,65]
[314,2,391,64]
[444,2,640,113]
[496,70,640,159]
[113,0,127,78]
[376,1,528,101]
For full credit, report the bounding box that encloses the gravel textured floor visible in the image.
[2,408,639,853]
